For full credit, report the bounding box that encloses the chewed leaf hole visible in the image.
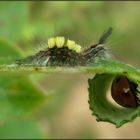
[88,74,140,128]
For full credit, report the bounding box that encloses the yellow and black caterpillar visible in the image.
[16,27,112,66]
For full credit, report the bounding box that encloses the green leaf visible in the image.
[0,73,45,121]
[0,39,22,64]
[0,119,46,139]
[0,39,46,122]
[0,2,28,42]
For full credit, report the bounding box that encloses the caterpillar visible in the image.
[16,27,112,66]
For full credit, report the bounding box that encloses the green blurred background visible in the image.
[0,1,140,139]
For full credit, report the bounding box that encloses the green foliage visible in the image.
[0,2,28,43]
[0,39,22,64]
[0,119,45,139]
[0,73,46,120]
[0,39,46,138]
